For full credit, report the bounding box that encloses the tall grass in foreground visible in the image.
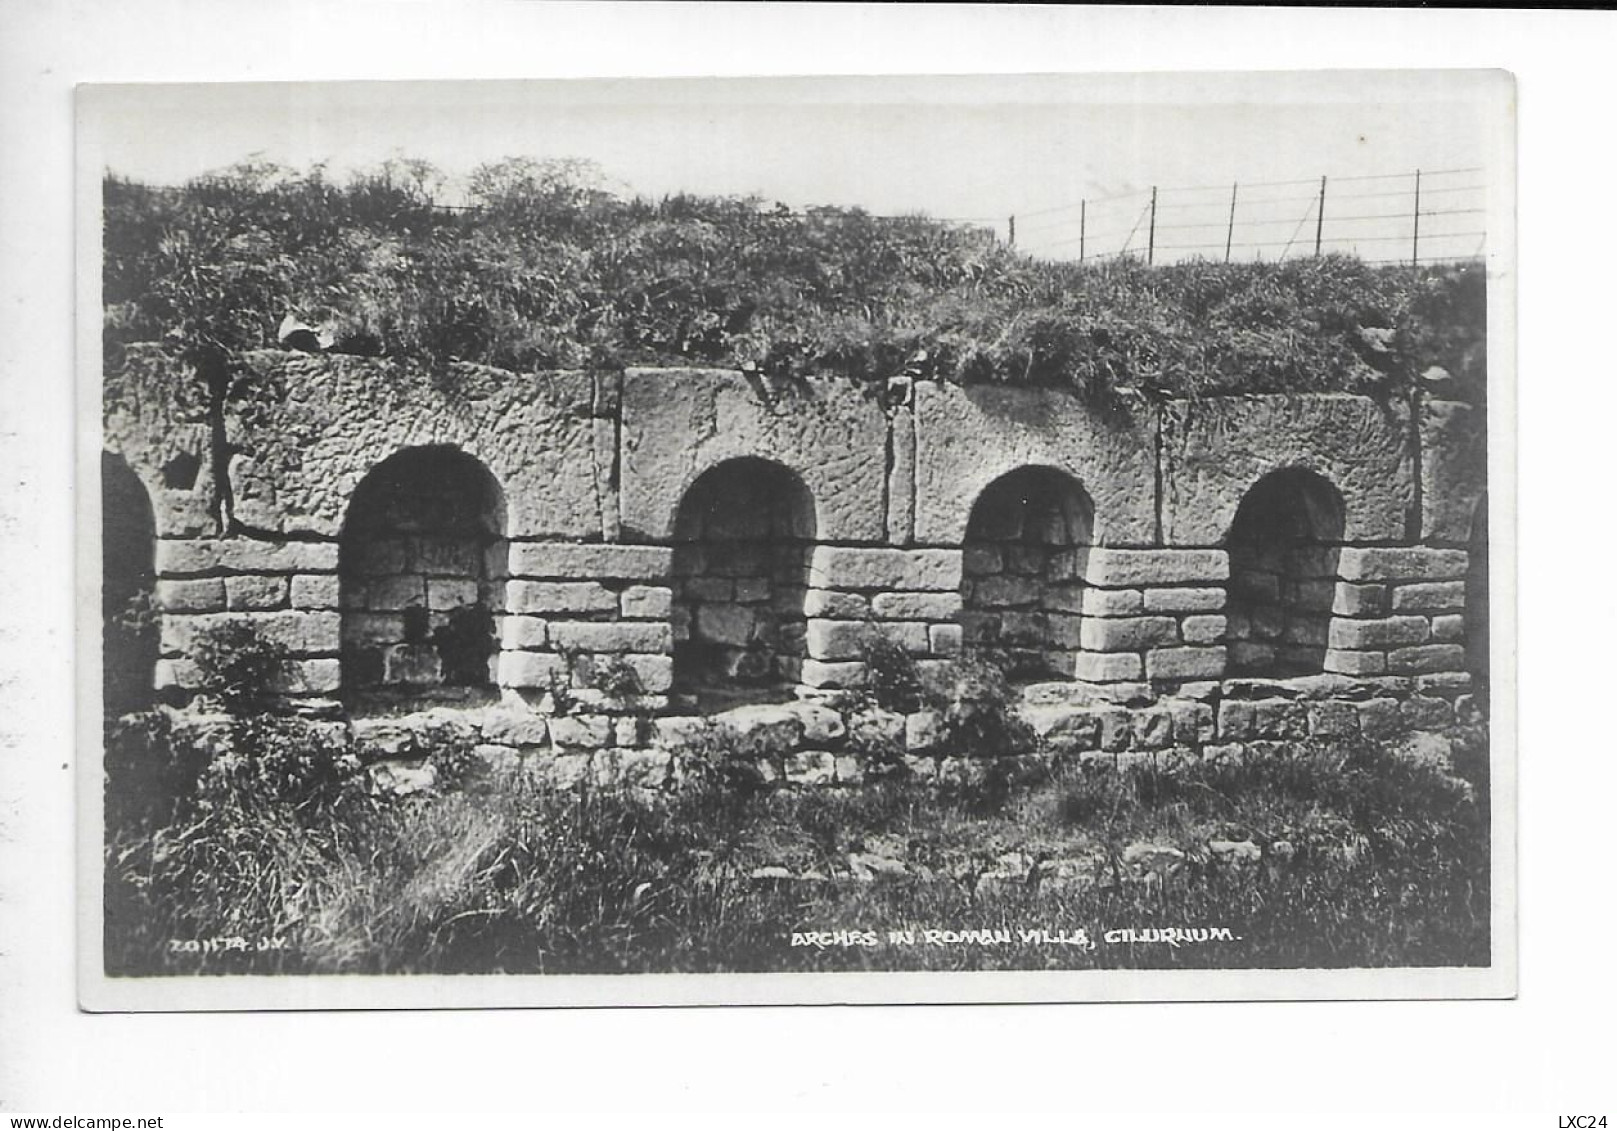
[105,721,1490,976]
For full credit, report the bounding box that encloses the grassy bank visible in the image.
[105,718,1490,977]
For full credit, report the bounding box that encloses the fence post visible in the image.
[1314,175,1327,257]
[1225,182,1238,262]
[1412,169,1422,266]
[1148,186,1158,265]
[1008,214,1016,248]
[1080,200,1086,263]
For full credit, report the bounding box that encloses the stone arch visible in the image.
[1466,491,1489,709]
[960,466,1094,680]
[671,457,816,696]
[339,446,508,699]
[102,452,159,718]
[1225,467,1345,677]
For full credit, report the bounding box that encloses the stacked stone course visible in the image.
[103,350,1488,787]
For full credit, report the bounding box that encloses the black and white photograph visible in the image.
[78,67,1513,1010]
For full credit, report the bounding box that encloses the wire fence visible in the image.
[951,166,1489,267]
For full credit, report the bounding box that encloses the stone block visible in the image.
[427,577,479,609]
[156,578,226,613]
[509,580,617,615]
[800,659,868,689]
[1416,671,1472,697]
[1181,615,1227,645]
[1332,583,1389,618]
[1328,616,1430,650]
[620,585,673,619]
[482,710,550,747]
[508,542,673,581]
[383,643,442,685]
[273,658,341,694]
[694,604,754,646]
[835,755,865,786]
[1081,549,1230,588]
[1432,614,1465,643]
[809,546,963,592]
[1322,648,1387,676]
[1357,698,1403,739]
[365,576,426,612]
[1401,695,1454,730]
[1387,644,1465,675]
[161,611,341,657]
[928,623,964,655]
[1099,708,1132,752]
[1421,398,1487,543]
[963,544,1001,575]
[785,750,838,786]
[1252,700,1308,739]
[1080,616,1179,653]
[1143,587,1226,613]
[497,651,570,689]
[411,538,480,576]
[155,539,339,577]
[912,381,1157,545]
[1168,700,1216,744]
[549,715,612,750]
[732,577,771,603]
[1073,651,1144,682]
[1020,705,1101,751]
[499,615,549,650]
[549,621,674,655]
[623,654,675,694]
[1146,646,1228,682]
[290,574,342,610]
[803,589,871,619]
[1393,581,1467,613]
[1134,707,1174,750]
[1337,547,1468,583]
[620,369,888,542]
[871,592,961,621]
[614,717,646,748]
[684,576,733,602]
[1218,700,1256,740]
[1081,587,1145,617]
[1307,701,1360,738]
[1161,394,1414,543]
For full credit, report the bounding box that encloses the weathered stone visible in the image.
[1162,395,1414,543]
[1134,707,1174,750]
[548,621,674,655]
[290,574,342,610]
[156,538,339,577]
[1180,615,1227,645]
[871,592,961,621]
[498,615,549,650]
[1251,699,1307,739]
[156,578,227,613]
[1217,700,1256,740]
[1143,587,1226,613]
[809,546,963,592]
[800,659,867,689]
[496,651,569,689]
[783,701,846,745]
[1080,616,1179,652]
[901,709,944,754]
[912,381,1157,545]
[928,623,963,655]
[508,542,673,581]
[785,749,838,786]
[1357,698,1404,739]
[695,604,754,647]
[1099,707,1132,751]
[1420,399,1487,543]
[549,715,612,750]
[509,580,617,615]
[971,576,1042,608]
[272,658,341,695]
[1307,701,1360,738]
[367,758,437,797]
[803,589,871,619]
[1337,548,1468,583]
[1208,839,1263,865]
[1328,616,1430,650]
[1400,695,1454,730]
[1021,705,1102,752]
[622,654,674,694]
[1431,614,1465,642]
[1081,587,1145,617]
[620,585,673,619]
[1331,582,1389,618]
[160,611,341,657]
[1391,581,1466,613]
[1416,671,1472,697]
[1387,643,1465,674]
[713,703,806,750]
[1082,549,1230,588]
[1146,646,1228,682]
[848,705,906,752]
[1073,651,1144,682]
[482,710,549,747]
[1121,842,1186,879]
[1322,648,1387,676]
[1167,699,1216,744]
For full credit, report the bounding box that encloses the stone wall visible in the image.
[104,347,1488,771]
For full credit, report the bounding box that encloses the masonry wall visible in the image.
[104,347,1488,760]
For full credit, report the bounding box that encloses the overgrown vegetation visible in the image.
[104,158,1486,406]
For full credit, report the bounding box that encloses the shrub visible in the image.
[924,653,1034,757]
[860,628,926,714]
[189,619,291,714]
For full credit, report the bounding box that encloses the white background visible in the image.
[1,2,1611,1116]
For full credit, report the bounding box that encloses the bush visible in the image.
[860,628,927,714]
[924,653,1034,757]
[190,619,291,714]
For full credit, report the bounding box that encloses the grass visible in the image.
[104,721,1490,976]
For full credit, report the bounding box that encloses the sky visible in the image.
[83,71,1507,265]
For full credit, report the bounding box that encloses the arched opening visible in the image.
[1466,492,1489,710]
[339,446,507,702]
[102,453,158,719]
[671,458,815,701]
[1226,468,1345,677]
[960,467,1094,680]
